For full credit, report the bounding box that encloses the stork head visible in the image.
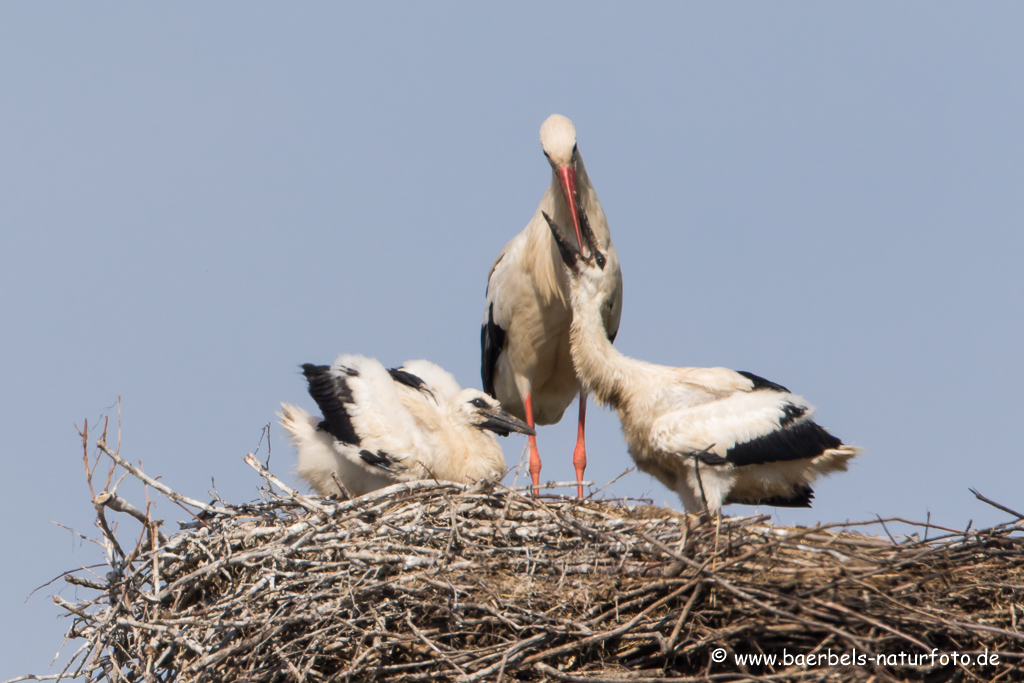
[452,389,536,437]
[540,114,589,258]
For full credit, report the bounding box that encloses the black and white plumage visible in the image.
[482,114,623,497]
[279,355,534,497]
[544,211,860,514]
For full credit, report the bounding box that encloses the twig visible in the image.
[586,468,636,500]
[95,440,232,516]
[970,488,1024,520]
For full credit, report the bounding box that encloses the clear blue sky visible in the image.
[3,4,1023,679]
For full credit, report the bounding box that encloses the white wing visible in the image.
[649,386,815,460]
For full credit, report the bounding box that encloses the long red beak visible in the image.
[556,165,589,258]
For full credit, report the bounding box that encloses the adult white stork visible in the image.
[482,114,623,497]
[280,355,534,497]
[544,212,860,514]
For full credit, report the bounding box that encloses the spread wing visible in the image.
[302,355,425,479]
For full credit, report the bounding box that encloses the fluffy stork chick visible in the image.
[482,114,623,497]
[544,213,860,514]
[279,355,534,497]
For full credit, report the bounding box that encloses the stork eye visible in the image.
[595,252,606,269]
[470,398,489,409]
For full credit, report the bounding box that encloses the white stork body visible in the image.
[545,214,860,514]
[482,114,623,496]
[280,355,534,497]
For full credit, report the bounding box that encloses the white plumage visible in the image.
[544,212,860,514]
[280,355,534,497]
[482,114,623,496]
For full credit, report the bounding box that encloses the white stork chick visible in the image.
[482,114,623,496]
[279,355,534,497]
[544,212,860,514]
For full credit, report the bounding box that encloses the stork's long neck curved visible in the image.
[567,282,643,410]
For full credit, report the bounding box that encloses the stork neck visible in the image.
[568,285,639,409]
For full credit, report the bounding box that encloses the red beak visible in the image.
[555,165,589,258]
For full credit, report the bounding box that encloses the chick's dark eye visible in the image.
[470,398,489,409]
[595,252,606,269]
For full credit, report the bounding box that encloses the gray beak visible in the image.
[481,409,535,437]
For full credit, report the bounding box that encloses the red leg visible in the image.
[524,393,541,495]
[573,390,588,498]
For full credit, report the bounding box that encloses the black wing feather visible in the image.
[736,370,791,394]
[480,302,506,398]
[726,420,842,467]
[359,449,395,472]
[388,367,437,403]
[301,363,360,446]
[727,484,815,508]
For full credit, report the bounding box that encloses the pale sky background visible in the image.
[3,4,1023,679]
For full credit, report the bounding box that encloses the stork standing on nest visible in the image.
[544,212,860,514]
[280,355,534,497]
[482,114,623,497]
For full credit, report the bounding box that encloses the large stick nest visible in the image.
[29,434,1024,682]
